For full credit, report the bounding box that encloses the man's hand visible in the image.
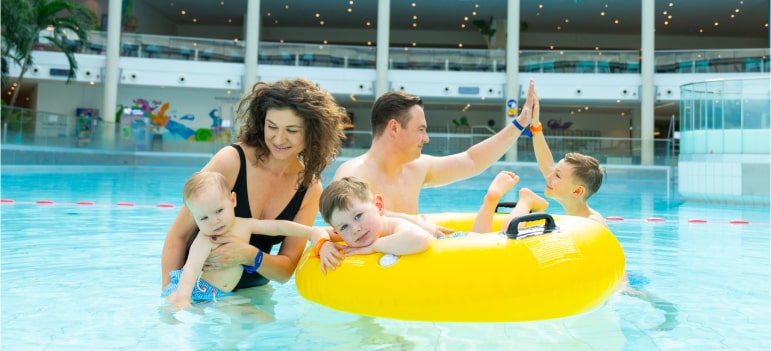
[416,215,454,238]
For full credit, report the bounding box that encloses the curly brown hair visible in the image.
[236,78,350,188]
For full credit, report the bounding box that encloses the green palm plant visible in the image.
[1,0,96,109]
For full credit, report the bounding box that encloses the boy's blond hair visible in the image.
[182,171,230,206]
[319,176,374,225]
[563,153,604,199]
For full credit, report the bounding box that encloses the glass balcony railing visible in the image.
[34,30,769,74]
[2,106,677,166]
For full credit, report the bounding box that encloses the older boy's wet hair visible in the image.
[563,153,604,199]
[182,171,230,206]
[370,91,423,138]
[319,176,374,225]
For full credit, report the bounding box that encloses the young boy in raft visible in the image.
[515,84,679,331]
[162,171,339,309]
[315,172,542,257]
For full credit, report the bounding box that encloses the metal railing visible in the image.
[2,107,677,166]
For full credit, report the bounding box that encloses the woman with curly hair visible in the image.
[162,77,349,290]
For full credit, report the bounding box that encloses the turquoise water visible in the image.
[1,164,769,350]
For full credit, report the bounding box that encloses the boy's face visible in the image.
[544,159,580,200]
[328,195,385,248]
[186,188,237,237]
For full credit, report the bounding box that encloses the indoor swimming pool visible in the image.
[1,163,768,350]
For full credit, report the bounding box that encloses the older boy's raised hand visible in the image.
[531,85,541,127]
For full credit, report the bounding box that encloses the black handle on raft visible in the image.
[506,212,557,239]
[495,201,518,213]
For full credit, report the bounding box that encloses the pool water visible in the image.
[1,164,769,350]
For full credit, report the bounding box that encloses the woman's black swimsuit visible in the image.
[187,144,307,289]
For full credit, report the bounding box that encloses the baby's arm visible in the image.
[168,236,212,309]
[243,219,342,272]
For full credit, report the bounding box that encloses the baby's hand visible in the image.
[167,294,192,311]
[318,242,344,274]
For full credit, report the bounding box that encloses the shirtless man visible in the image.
[334,80,536,235]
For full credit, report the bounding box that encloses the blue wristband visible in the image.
[242,248,263,273]
[512,118,533,138]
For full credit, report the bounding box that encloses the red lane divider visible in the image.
[0,200,757,225]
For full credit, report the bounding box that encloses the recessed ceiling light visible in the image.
[348,8,352,12]
[180,10,186,15]
[413,15,417,20]
[411,2,416,7]
[714,22,719,26]
[461,24,466,28]
[458,43,463,48]
[600,12,605,16]
[366,21,371,26]
[472,11,477,16]
[315,13,320,17]
[614,19,619,24]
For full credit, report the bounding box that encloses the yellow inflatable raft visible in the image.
[295,212,625,322]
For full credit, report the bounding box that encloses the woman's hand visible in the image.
[205,233,254,271]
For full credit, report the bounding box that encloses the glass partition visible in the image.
[680,77,770,154]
